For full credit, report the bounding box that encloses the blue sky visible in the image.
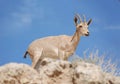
[0,0,120,66]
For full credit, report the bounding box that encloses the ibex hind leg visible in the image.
[32,48,43,69]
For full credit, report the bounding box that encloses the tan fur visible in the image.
[24,14,92,68]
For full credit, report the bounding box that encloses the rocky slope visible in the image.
[0,58,120,84]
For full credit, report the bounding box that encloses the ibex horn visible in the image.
[76,14,82,22]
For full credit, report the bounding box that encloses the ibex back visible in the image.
[24,14,92,69]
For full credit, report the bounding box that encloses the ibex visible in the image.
[24,14,92,68]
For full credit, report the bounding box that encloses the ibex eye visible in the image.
[79,25,82,28]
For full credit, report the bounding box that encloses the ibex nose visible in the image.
[87,32,89,35]
[85,32,89,36]
[87,32,89,36]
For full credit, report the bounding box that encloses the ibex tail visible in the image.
[24,51,28,58]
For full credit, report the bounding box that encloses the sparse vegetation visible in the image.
[71,49,120,76]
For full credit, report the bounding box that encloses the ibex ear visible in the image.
[87,19,92,25]
[74,16,78,26]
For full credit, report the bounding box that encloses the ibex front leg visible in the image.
[58,50,67,60]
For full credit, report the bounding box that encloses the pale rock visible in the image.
[37,58,74,84]
[0,63,41,84]
[73,61,105,84]
[0,58,120,84]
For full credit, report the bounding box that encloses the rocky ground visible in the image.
[0,58,120,84]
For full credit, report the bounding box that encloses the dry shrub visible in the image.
[71,49,120,76]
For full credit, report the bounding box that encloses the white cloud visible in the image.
[92,17,120,30]
[1,0,55,37]
[11,12,32,27]
[12,0,40,26]
[9,0,44,30]
[105,25,120,30]
[0,0,46,37]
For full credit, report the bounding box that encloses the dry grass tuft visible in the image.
[71,49,120,76]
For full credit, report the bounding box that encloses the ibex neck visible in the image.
[71,29,81,50]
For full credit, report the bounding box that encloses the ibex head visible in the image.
[74,14,92,36]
